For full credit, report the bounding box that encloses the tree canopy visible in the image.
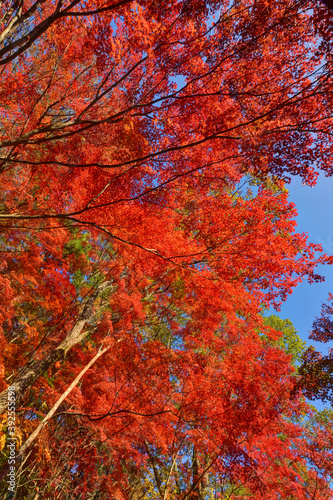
[0,0,333,498]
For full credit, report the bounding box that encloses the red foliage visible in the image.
[0,0,333,498]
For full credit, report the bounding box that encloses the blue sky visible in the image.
[273,174,333,352]
[267,174,333,410]
[266,174,333,410]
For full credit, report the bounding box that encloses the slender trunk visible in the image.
[0,346,109,483]
[0,280,115,414]
[188,447,208,500]
[190,446,200,500]
[19,346,109,456]
[144,440,163,498]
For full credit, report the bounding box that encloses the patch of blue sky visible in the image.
[264,174,333,410]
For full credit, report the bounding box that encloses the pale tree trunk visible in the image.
[0,280,116,414]
[19,345,109,456]
[0,345,110,483]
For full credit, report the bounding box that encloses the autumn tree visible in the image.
[264,315,306,369]
[0,0,333,498]
[299,294,333,404]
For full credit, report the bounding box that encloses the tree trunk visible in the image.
[0,280,115,414]
[0,345,109,483]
